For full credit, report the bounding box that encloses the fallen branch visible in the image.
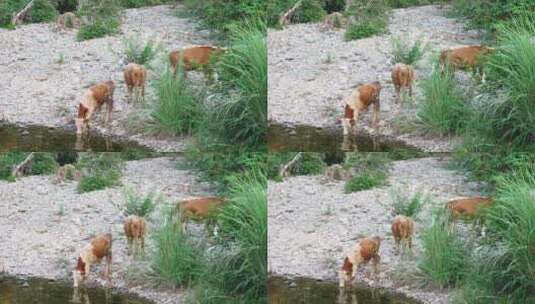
[279,152,303,178]
[11,152,35,178]
[279,0,303,27]
[11,0,35,26]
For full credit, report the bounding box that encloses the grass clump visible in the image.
[418,210,469,288]
[343,153,391,193]
[151,67,203,136]
[389,187,428,217]
[390,36,427,65]
[120,0,171,8]
[152,208,204,287]
[76,153,123,193]
[386,0,440,8]
[28,0,58,23]
[123,187,158,217]
[0,152,58,181]
[294,0,326,23]
[267,152,326,180]
[416,65,468,135]
[344,0,390,41]
[183,0,265,32]
[76,0,122,41]
[123,36,160,65]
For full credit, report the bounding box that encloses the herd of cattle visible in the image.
[341,45,494,136]
[338,196,493,288]
[74,45,224,135]
[71,196,225,288]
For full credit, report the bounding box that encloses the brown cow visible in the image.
[391,63,415,104]
[338,236,382,288]
[176,197,225,233]
[439,45,494,80]
[123,215,147,256]
[446,197,493,230]
[75,81,115,135]
[391,215,414,256]
[123,63,147,103]
[342,81,382,135]
[169,45,225,78]
[72,233,112,288]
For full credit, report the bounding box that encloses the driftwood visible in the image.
[11,0,35,25]
[279,0,303,27]
[11,152,35,178]
[279,152,303,178]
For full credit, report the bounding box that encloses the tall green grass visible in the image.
[417,65,468,135]
[344,0,390,41]
[123,187,158,217]
[391,36,427,65]
[343,153,391,193]
[123,36,160,65]
[202,19,267,149]
[0,152,58,181]
[475,15,535,148]
[390,188,428,217]
[77,0,122,41]
[76,153,123,193]
[151,67,203,136]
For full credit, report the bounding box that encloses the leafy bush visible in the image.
[30,153,59,175]
[76,0,122,41]
[386,0,439,8]
[474,16,535,148]
[294,0,326,23]
[390,188,427,217]
[202,19,267,148]
[416,65,468,135]
[345,170,387,193]
[152,209,204,287]
[344,0,390,41]
[0,0,29,27]
[77,18,121,40]
[123,36,160,65]
[418,210,469,288]
[120,0,171,8]
[28,0,58,23]
[0,152,58,181]
[123,187,158,217]
[343,153,391,193]
[391,36,427,64]
[151,67,203,136]
[183,0,265,32]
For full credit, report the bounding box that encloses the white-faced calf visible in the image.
[72,233,112,288]
[338,236,381,288]
[391,215,414,256]
[123,63,147,103]
[75,81,115,135]
[123,215,146,256]
[342,81,382,136]
[391,63,415,104]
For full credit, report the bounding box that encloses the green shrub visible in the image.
[323,0,345,13]
[120,0,170,8]
[391,36,427,65]
[76,153,123,193]
[390,188,427,217]
[416,65,468,135]
[123,36,160,65]
[418,210,468,288]
[183,0,265,32]
[202,19,267,148]
[151,67,203,136]
[152,209,204,287]
[344,0,390,41]
[386,0,439,8]
[267,152,326,180]
[294,0,326,23]
[344,169,387,193]
[475,16,535,148]
[55,0,78,13]
[123,187,158,217]
[0,153,58,181]
[30,153,59,175]
[28,0,58,23]
[77,18,121,40]
[0,0,29,27]
[76,0,122,41]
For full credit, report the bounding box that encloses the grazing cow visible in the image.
[391,215,414,255]
[169,45,225,78]
[72,233,112,288]
[176,197,225,233]
[75,81,115,135]
[338,236,382,288]
[123,215,147,256]
[391,63,415,104]
[446,197,493,231]
[439,45,494,80]
[342,81,382,136]
[123,63,147,103]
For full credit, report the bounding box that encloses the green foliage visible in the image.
[55,0,78,13]
[0,153,58,181]
[267,152,326,180]
[152,209,204,287]
[77,17,120,40]
[391,36,427,65]
[120,0,171,8]
[30,153,59,175]
[201,19,267,149]
[474,16,535,148]
[123,187,158,217]
[151,67,203,136]
[323,0,345,13]
[386,0,439,8]
[344,170,387,193]
[389,188,427,217]
[418,210,469,288]
[416,65,468,135]
[183,0,265,32]
[76,153,123,193]
[28,0,58,23]
[344,0,390,41]
[294,0,326,23]
[343,153,391,193]
[0,0,29,27]
[123,36,160,65]
[76,0,122,41]
[449,0,535,32]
